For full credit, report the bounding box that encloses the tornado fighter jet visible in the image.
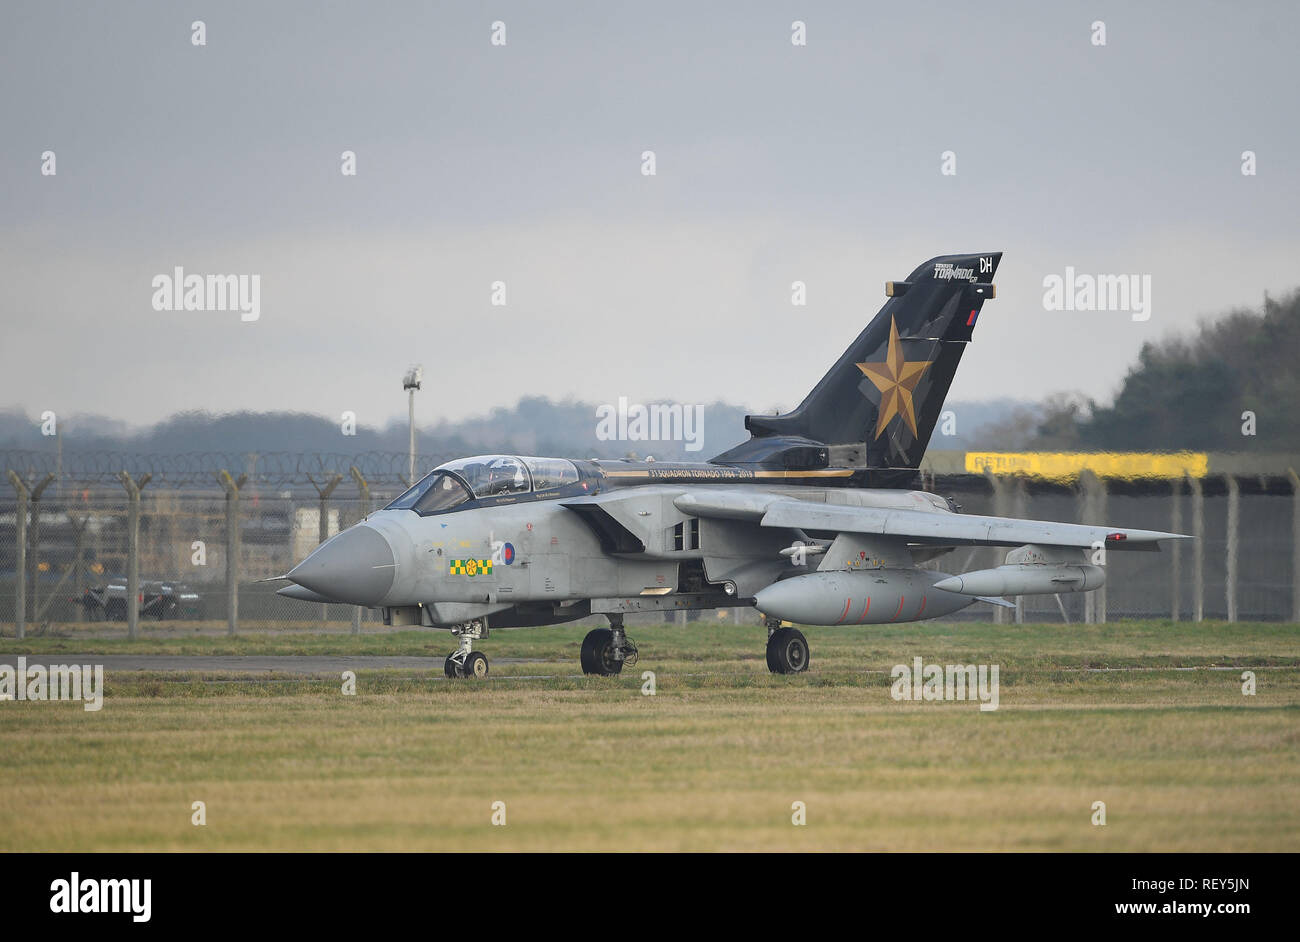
[281,252,1188,678]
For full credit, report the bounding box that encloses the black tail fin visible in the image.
[714,252,1000,471]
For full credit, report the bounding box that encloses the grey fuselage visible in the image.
[284,458,975,629]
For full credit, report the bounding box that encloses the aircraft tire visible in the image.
[767,627,810,674]
[580,628,623,676]
[464,651,489,679]
[444,655,461,679]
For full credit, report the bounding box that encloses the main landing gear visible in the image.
[444,620,489,679]
[581,614,639,676]
[764,615,810,674]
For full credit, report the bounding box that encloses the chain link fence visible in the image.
[0,451,443,634]
[938,478,1296,622]
[2,454,1296,632]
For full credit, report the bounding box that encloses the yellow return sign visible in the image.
[965,452,1208,481]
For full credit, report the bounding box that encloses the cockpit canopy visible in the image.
[384,455,580,515]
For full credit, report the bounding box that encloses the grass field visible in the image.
[1,619,1297,851]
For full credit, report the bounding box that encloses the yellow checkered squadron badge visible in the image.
[449,558,494,576]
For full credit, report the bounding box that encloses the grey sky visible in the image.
[2,1,1297,429]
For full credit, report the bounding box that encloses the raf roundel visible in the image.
[502,542,515,565]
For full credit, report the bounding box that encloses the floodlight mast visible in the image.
[402,366,423,485]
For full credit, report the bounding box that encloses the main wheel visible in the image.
[464,651,489,679]
[767,627,810,674]
[765,627,780,673]
[580,628,624,676]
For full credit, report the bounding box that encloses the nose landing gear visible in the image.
[444,620,489,679]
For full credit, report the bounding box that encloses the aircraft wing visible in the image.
[673,491,1189,550]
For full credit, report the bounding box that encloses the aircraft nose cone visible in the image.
[287,524,396,606]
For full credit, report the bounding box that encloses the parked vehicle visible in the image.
[81,579,205,621]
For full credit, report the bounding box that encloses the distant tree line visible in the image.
[1029,288,1300,452]
[3,289,1296,458]
[0,397,753,463]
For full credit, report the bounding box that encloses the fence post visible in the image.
[117,471,152,640]
[1011,476,1028,624]
[1170,477,1182,621]
[1095,475,1108,624]
[1189,475,1204,622]
[1289,469,1300,624]
[7,472,29,638]
[71,512,88,620]
[986,470,1010,624]
[26,473,55,632]
[215,470,247,635]
[1078,470,1096,624]
[308,473,343,623]
[1225,475,1239,623]
[349,466,370,635]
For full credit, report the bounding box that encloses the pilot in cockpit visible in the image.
[485,459,528,496]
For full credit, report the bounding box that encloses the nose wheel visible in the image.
[444,620,489,679]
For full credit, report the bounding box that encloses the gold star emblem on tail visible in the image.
[856,316,933,439]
